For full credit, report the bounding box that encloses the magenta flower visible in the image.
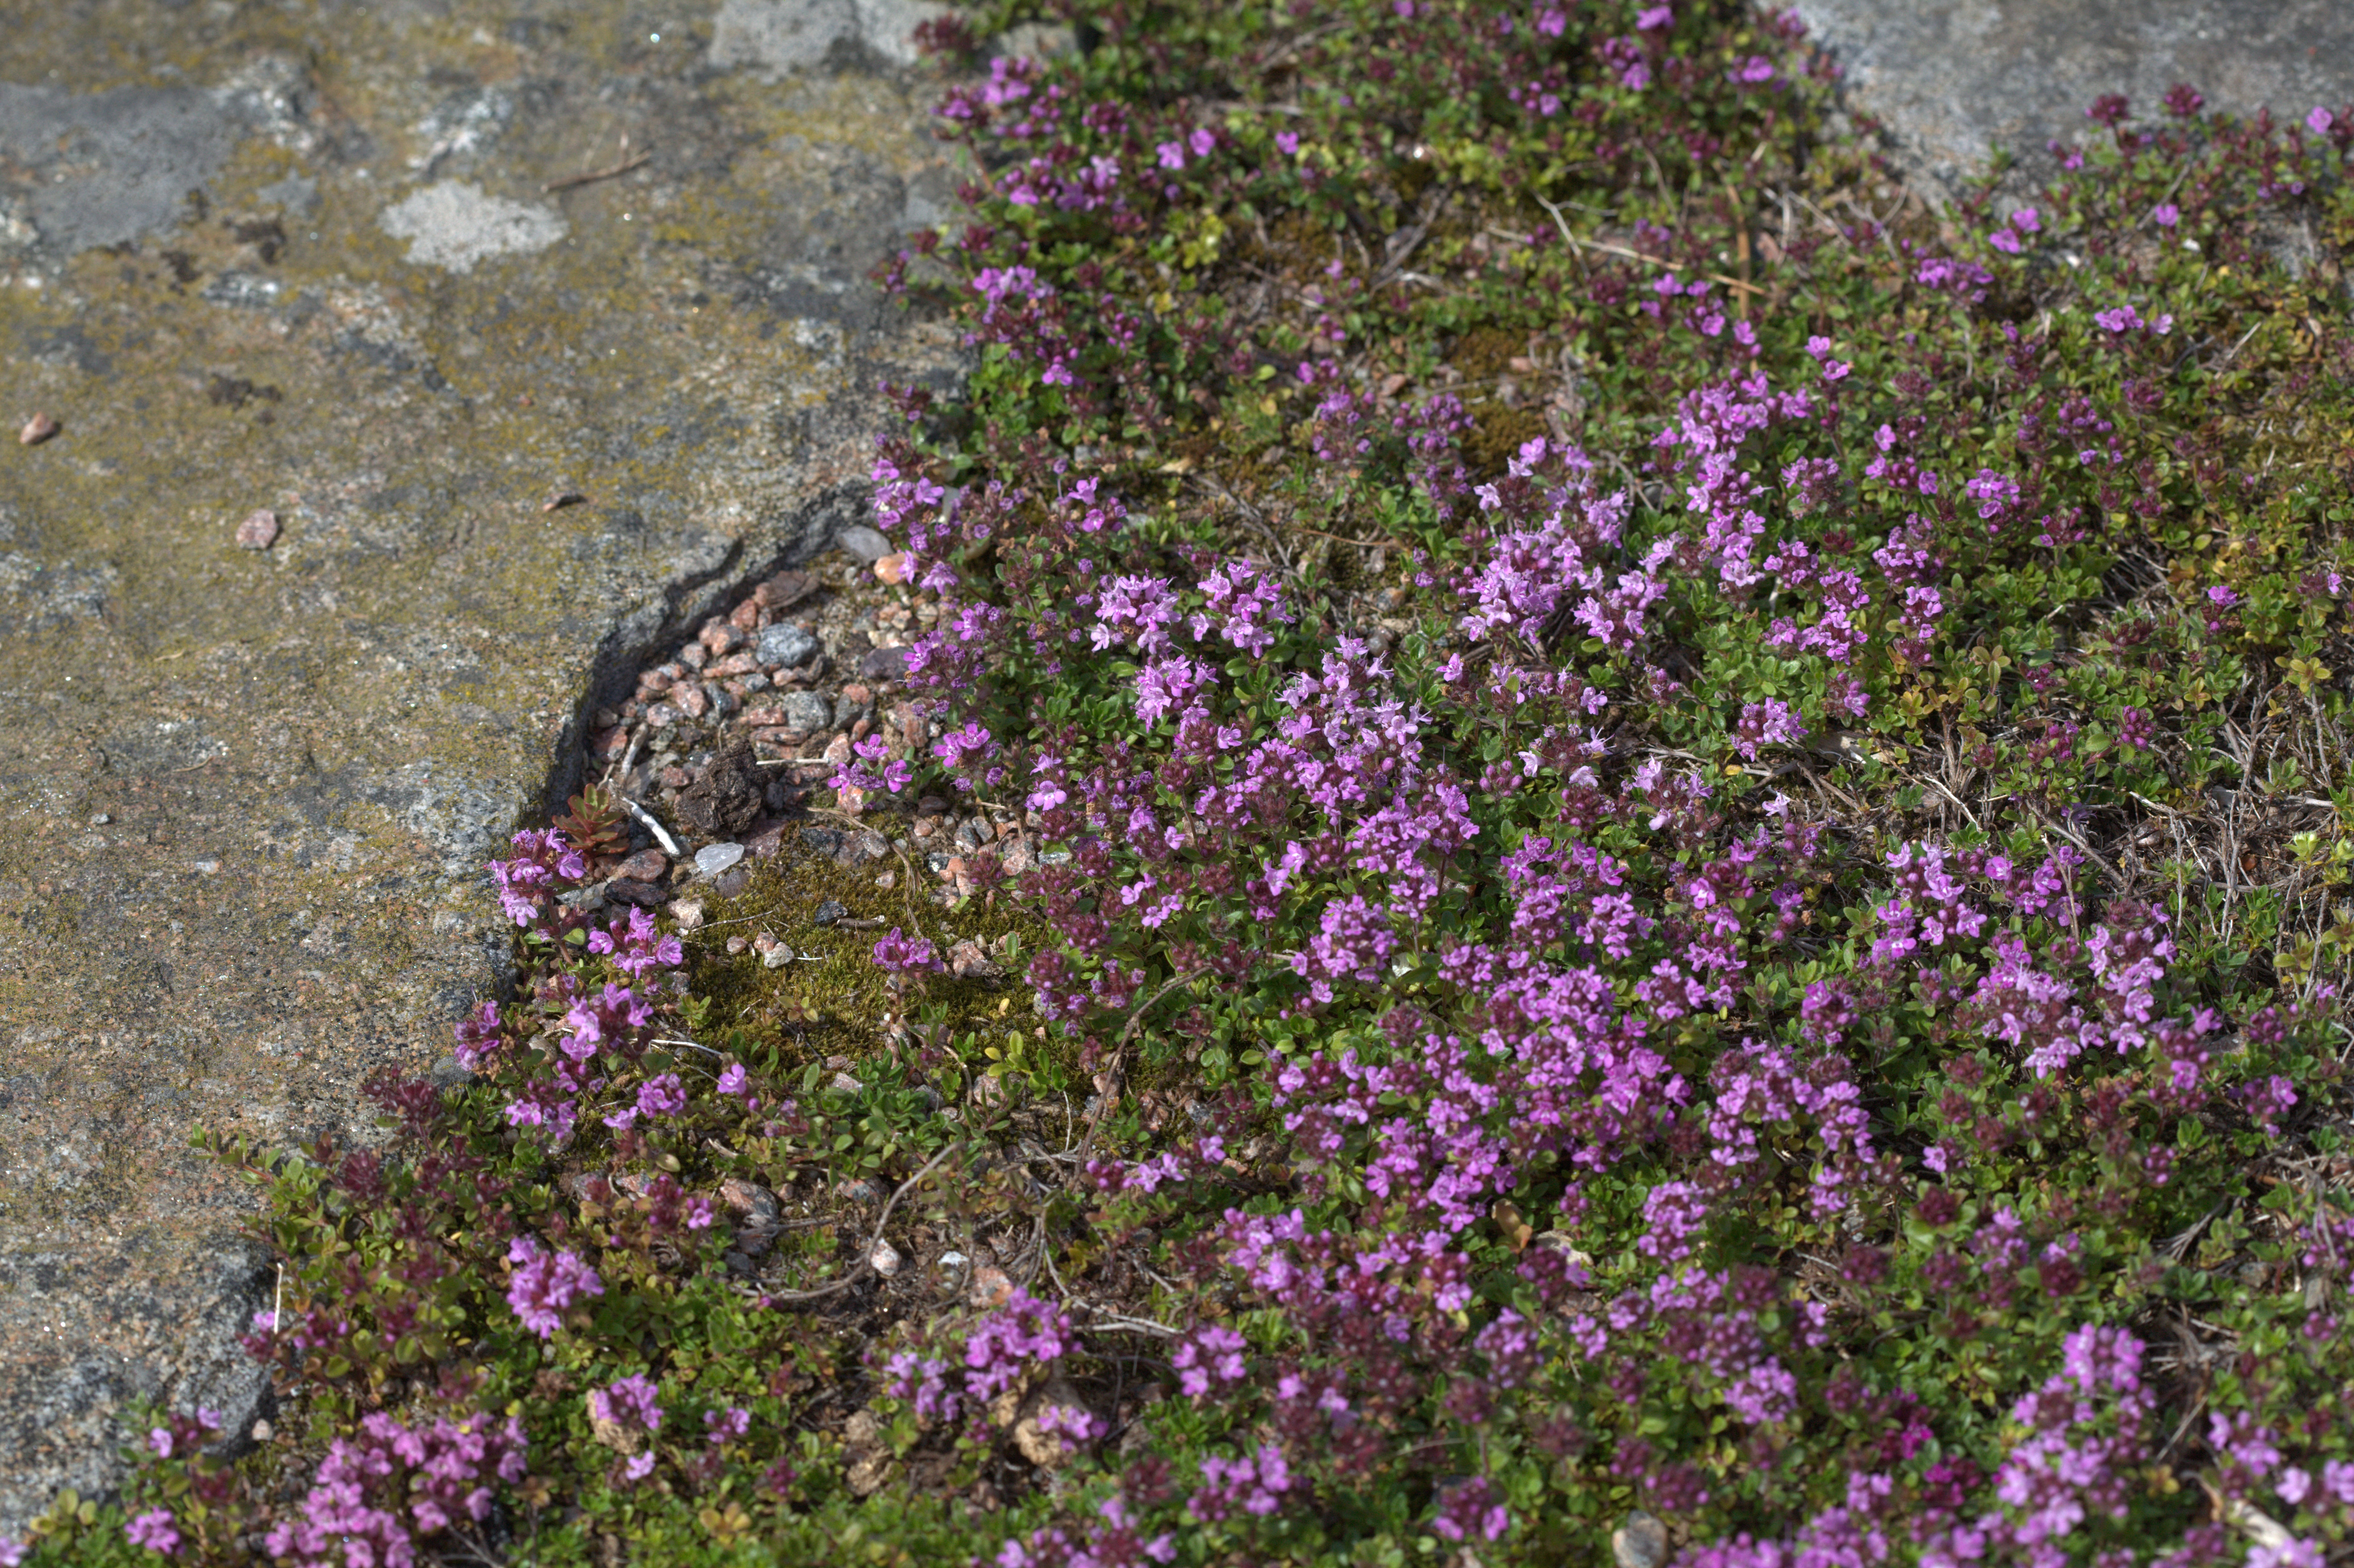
[1171,1324,1248,1397]
[589,1373,663,1434]
[636,1072,686,1119]
[505,1236,604,1339]
[872,927,943,973]
[125,1509,180,1555]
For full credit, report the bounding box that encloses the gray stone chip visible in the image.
[755,622,821,667]
[781,689,834,731]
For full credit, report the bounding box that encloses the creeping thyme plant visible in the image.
[35,3,2354,1565]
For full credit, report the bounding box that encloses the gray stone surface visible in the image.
[0,0,974,1532]
[756,620,822,667]
[785,688,836,731]
[1795,0,2354,196]
[0,84,242,257]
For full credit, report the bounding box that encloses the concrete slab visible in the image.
[1795,0,2354,196]
[0,0,971,1531]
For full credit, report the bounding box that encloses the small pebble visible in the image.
[695,842,745,875]
[541,490,587,511]
[873,552,910,585]
[671,898,706,933]
[868,1238,902,1277]
[874,870,896,889]
[18,412,57,445]
[780,689,831,731]
[968,1265,1014,1309]
[1613,1510,1669,1568]
[812,898,847,927]
[236,509,280,550]
[616,848,668,882]
[936,1250,969,1271]
[725,935,748,955]
[755,621,821,668]
[761,942,793,968]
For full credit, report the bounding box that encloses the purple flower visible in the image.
[452,999,504,1070]
[887,1352,963,1424]
[1191,1444,1293,1521]
[126,1509,181,1555]
[1432,1476,1511,1543]
[2153,201,2180,227]
[1731,699,1807,761]
[1474,1309,1540,1388]
[1171,1324,1248,1397]
[963,1289,1076,1400]
[1636,1180,1711,1261]
[2309,106,2335,135]
[872,926,944,973]
[505,1236,604,1339]
[265,1411,528,1563]
[1155,141,1186,171]
[705,1406,751,1445]
[636,1072,686,1119]
[1635,4,1673,28]
[587,906,684,978]
[590,1374,663,1434]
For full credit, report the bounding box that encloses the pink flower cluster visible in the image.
[264,1410,529,1568]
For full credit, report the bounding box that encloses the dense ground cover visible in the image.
[24,1,2354,1563]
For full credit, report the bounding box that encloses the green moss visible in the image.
[681,824,1061,1089]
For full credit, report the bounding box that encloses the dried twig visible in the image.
[621,797,683,859]
[1533,194,1764,296]
[1065,970,1207,1177]
[545,149,652,193]
[755,1141,958,1305]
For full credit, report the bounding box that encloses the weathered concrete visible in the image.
[0,0,969,1530]
[1795,0,2354,197]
